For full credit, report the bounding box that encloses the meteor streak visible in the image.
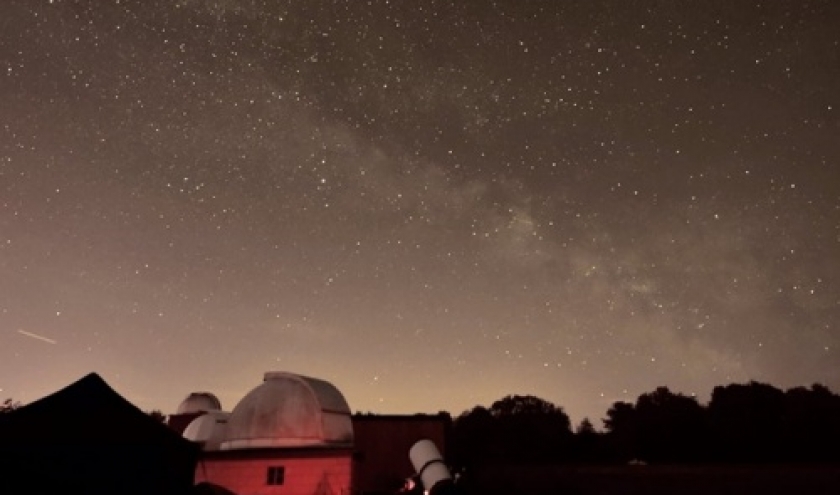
[17,330,58,345]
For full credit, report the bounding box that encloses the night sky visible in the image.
[2,0,839,425]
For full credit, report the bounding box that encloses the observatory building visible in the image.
[172,371,354,495]
[170,371,451,495]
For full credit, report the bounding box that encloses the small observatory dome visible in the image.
[176,392,222,415]
[221,371,353,450]
[183,411,231,451]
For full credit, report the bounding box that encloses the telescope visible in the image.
[409,439,463,495]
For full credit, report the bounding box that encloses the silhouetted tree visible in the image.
[489,395,573,462]
[603,401,638,460]
[488,395,567,419]
[781,384,840,462]
[453,395,572,465]
[1,398,21,413]
[573,417,605,463]
[147,409,167,423]
[632,387,708,462]
[576,417,596,435]
[451,406,496,466]
[707,381,785,462]
[604,388,708,463]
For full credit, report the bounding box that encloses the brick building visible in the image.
[172,371,354,495]
[170,371,450,495]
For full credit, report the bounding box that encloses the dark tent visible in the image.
[0,373,198,495]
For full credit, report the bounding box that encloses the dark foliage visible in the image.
[453,395,573,466]
[604,387,708,463]
[706,382,840,463]
[148,409,168,423]
[452,382,840,467]
[0,398,21,413]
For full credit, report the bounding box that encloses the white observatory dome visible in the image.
[221,371,353,450]
[183,410,230,451]
[176,392,222,414]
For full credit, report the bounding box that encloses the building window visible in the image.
[267,466,285,485]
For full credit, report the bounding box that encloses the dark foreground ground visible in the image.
[463,464,840,495]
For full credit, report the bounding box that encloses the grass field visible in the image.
[463,464,840,495]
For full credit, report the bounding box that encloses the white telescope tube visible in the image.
[409,439,454,494]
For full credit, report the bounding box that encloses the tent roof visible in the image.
[0,373,198,495]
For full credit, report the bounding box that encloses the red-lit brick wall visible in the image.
[352,414,451,494]
[195,450,352,495]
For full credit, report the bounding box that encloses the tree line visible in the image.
[5,380,840,464]
[452,382,840,466]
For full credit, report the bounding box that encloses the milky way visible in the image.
[2,0,838,424]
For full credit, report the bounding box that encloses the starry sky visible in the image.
[2,0,839,425]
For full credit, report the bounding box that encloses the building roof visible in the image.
[183,411,230,450]
[220,371,353,450]
[177,392,222,415]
